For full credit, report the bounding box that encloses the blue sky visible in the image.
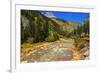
[41,11,89,24]
[52,11,89,24]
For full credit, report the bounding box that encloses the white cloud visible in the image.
[41,12,56,18]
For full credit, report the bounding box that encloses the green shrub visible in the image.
[77,43,85,49]
[46,31,59,42]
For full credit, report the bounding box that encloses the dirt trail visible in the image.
[21,38,88,63]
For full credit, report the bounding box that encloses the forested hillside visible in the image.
[21,10,81,43]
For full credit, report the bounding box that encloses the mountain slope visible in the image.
[21,10,80,43]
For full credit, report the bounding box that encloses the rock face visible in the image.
[21,15,29,29]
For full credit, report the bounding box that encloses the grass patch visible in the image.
[21,41,49,50]
[73,36,89,50]
[21,41,50,56]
